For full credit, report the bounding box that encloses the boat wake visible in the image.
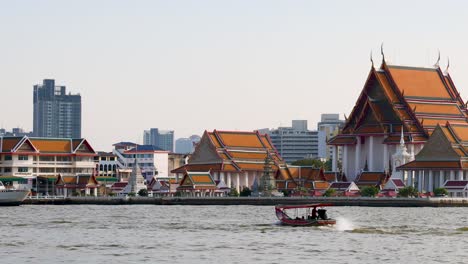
[334,217,355,231]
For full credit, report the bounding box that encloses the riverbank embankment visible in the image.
[22,196,468,207]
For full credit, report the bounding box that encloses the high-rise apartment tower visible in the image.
[33,79,81,138]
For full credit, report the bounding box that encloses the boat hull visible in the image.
[0,190,30,206]
[278,218,336,226]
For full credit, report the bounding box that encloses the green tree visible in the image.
[240,187,252,197]
[291,159,324,168]
[323,189,336,197]
[361,186,379,197]
[138,189,148,197]
[229,187,239,197]
[127,192,136,197]
[433,187,448,197]
[398,186,418,197]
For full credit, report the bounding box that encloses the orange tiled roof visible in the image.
[209,134,221,148]
[29,138,71,153]
[313,181,330,190]
[228,151,267,160]
[357,172,386,182]
[215,131,264,148]
[190,175,215,185]
[331,61,468,147]
[328,136,356,145]
[178,130,285,174]
[408,102,462,116]
[1,138,21,152]
[387,66,452,99]
[172,164,222,173]
[222,164,239,172]
[236,162,267,171]
[259,135,274,149]
[448,124,468,142]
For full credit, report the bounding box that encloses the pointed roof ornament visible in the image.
[380,43,385,63]
[370,50,374,67]
[434,50,440,67]
[445,57,450,74]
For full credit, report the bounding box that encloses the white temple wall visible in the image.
[371,136,385,172]
[344,145,356,181]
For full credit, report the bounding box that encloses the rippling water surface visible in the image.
[1,205,467,263]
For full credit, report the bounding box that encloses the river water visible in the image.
[1,205,467,263]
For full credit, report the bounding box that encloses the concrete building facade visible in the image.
[33,79,81,138]
[259,120,323,164]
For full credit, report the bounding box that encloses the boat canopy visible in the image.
[275,203,333,210]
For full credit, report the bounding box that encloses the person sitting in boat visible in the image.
[317,209,328,220]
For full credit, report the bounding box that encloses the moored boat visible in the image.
[0,181,30,206]
[275,203,336,226]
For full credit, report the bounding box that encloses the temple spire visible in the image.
[400,125,405,146]
[370,50,374,67]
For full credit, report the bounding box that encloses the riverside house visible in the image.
[0,136,96,195]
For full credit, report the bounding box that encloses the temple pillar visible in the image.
[342,145,348,178]
[93,188,97,197]
[428,170,434,192]
[220,172,225,183]
[417,170,423,192]
[458,170,463,180]
[236,173,240,192]
[450,170,455,181]
[407,170,412,187]
[383,144,388,173]
[439,170,445,187]
[355,136,361,177]
[332,146,337,172]
[227,172,232,187]
[368,136,374,171]
[244,172,249,188]
[64,188,68,197]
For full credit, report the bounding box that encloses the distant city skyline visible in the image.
[2,1,468,150]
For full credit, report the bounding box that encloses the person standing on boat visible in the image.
[311,207,317,219]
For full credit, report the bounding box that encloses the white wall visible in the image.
[153,152,169,177]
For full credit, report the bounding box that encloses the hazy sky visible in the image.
[2,0,468,151]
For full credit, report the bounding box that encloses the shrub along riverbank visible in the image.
[23,196,468,207]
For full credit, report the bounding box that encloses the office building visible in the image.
[259,120,324,164]
[33,79,81,138]
[317,114,345,160]
[175,135,201,154]
[143,128,174,152]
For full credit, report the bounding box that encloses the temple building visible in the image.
[172,130,285,192]
[328,56,468,193]
[398,124,468,195]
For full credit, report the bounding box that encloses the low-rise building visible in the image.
[112,142,169,181]
[0,136,96,195]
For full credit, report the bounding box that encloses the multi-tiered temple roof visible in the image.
[329,61,468,145]
[172,130,285,173]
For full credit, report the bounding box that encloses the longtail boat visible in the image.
[275,203,336,226]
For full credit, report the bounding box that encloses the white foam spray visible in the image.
[334,217,355,231]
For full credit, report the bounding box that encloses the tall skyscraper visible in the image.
[143,128,174,152]
[33,79,81,138]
